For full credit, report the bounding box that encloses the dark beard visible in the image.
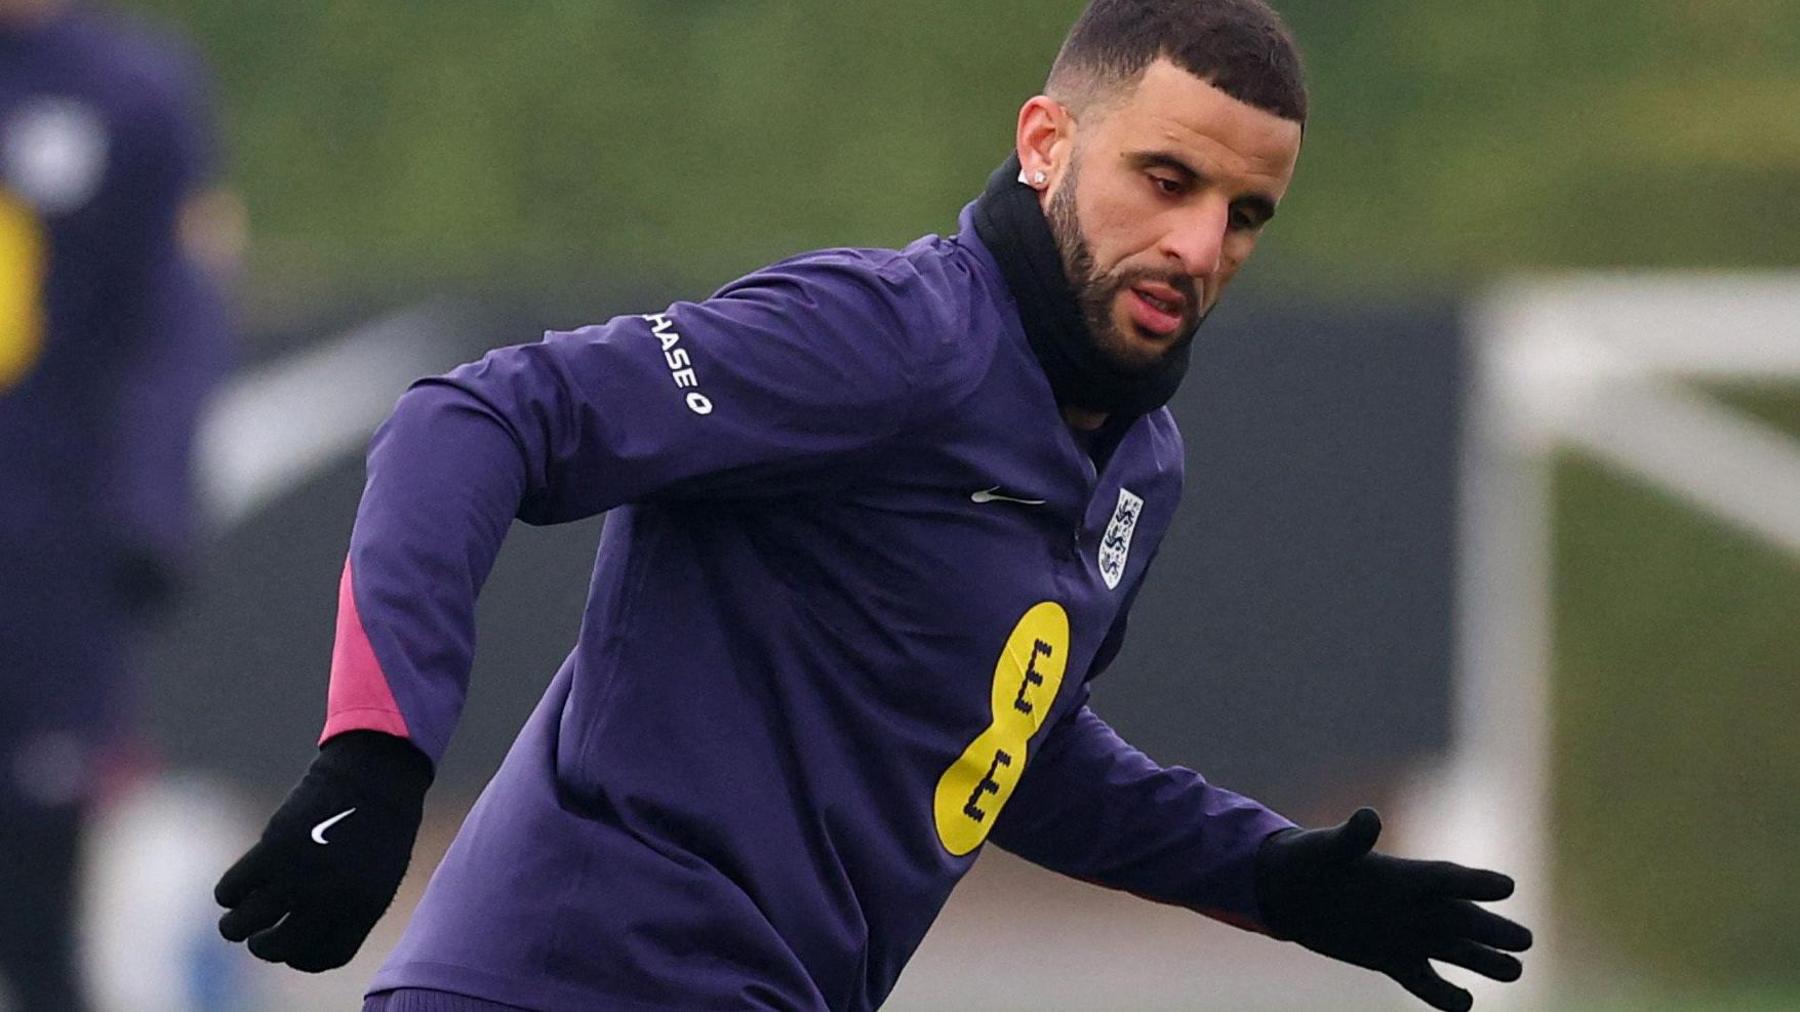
[969,153,1198,417]
[1045,167,1205,373]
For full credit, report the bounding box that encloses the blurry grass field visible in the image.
[123,0,1800,302]
[1551,384,1800,1000]
[1564,988,1800,1012]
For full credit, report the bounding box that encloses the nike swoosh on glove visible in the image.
[1254,808,1534,1012]
[215,731,433,972]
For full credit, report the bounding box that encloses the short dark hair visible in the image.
[1047,0,1307,123]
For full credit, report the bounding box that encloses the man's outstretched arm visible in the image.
[991,703,1531,1011]
[988,700,1293,927]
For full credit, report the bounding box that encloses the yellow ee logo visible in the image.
[0,191,48,392]
[933,601,1070,856]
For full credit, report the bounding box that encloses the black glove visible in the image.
[214,731,433,972]
[1255,808,1533,1012]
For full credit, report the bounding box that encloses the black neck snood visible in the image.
[971,154,1193,418]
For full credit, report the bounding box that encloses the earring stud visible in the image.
[1032,170,1048,186]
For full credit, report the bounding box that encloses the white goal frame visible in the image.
[1406,273,1800,1009]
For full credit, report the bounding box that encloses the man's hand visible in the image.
[1255,808,1533,1012]
[214,731,432,972]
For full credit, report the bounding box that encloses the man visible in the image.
[1,0,232,1007]
[217,2,1530,1010]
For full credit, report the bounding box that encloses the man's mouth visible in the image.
[1126,283,1189,337]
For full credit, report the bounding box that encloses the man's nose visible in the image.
[1161,199,1228,278]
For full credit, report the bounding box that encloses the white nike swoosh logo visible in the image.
[310,807,356,845]
[971,486,1047,506]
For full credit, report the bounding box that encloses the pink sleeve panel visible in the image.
[319,557,412,745]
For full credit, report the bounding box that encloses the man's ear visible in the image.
[1016,95,1074,198]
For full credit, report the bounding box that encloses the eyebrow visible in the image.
[1127,150,1279,225]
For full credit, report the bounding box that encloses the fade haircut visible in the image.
[1047,0,1307,123]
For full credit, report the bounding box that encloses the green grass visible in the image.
[1549,380,1800,989]
[1562,986,1800,1012]
[1705,384,1800,438]
[119,0,1800,298]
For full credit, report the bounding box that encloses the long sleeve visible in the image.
[987,573,1295,930]
[320,252,967,764]
[989,698,1294,929]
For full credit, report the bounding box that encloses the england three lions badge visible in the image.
[1098,487,1144,590]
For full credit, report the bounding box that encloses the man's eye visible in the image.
[1228,207,1260,232]
[1150,175,1184,196]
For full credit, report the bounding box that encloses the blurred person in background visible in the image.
[214,1,1529,1010]
[0,0,233,1006]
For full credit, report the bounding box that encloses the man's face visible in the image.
[1036,59,1303,372]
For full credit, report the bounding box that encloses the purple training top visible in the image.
[328,203,1293,1010]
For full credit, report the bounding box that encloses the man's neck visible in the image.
[971,155,1190,420]
[1062,405,1108,431]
